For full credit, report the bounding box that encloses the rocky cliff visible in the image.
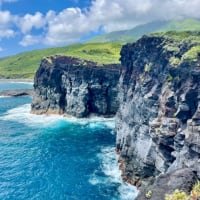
[31,55,121,117]
[116,32,200,198]
[31,32,200,199]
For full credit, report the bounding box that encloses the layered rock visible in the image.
[136,168,197,200]
[31,55,121,117]
[116,33,200,190]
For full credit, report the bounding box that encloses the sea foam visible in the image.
[0,104,115,129]
[0,96,10,98]
[89,146,138,200]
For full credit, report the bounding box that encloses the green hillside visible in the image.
[87,19,200,43]
[0,42,122,79]
[1,18,200,79]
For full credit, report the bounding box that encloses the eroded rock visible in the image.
[31,56,121,117]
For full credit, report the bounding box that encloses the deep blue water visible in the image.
[0,82,137,200]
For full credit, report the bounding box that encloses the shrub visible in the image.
[169,57,181,66]
[190,181,200,200]
[165,189,189,200]
[145,190,152,199]
[144,63,152,72]
[182,45,200,63]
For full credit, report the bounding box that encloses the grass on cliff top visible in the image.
[165,181,200,200]
[150,31,200,66]
[150,30,200,41]
[0,42,122,79]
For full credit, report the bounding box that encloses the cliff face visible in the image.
[31,56,121,117]
[116,33,200,190]
[31,33,200,198]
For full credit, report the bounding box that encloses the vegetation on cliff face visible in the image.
[0,42,121,79]
[117,33,200,200]
[1,31,199,80]
[165,182,200,200]
[150,31,200,67]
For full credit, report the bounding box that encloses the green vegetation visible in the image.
[159,19,200,32]
[2,18,200,79]
[0,42,122,79]
[145,190,153,199]
[144,63,152,72]
[86,19,200,43]
[169,57,181,66]
[165,181,200,200]
[151,30,200,41]
[168,75,173,81]
[190,181,200,200]
[165,190,188,200]
[152,31,200,66]
[182,45,200,62]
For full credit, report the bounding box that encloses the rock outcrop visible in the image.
[116,32,200,192]
[31,56,121,117]
[0,89,33,97]
[31,32,200,198]
[136,168,198,200]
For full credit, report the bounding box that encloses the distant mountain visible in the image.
[86,19,200,43]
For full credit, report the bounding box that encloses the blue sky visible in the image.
[0,0,200,58]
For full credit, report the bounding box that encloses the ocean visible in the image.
[0,81,138,200]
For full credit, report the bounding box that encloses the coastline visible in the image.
[0,78,33,83]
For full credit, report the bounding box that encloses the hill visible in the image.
[1,18,200,79]
[0,42,122,79]
[87,19,200,43]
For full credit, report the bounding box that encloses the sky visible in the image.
[1,0,200,57]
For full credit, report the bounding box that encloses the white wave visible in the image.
[0,96,10,98]
[0,104,64,128]
[89,146,138,200]
[9,81,33,85]
[0,104,115,129]
[65,116,115,129]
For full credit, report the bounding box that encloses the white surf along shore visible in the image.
[0,102,138,200]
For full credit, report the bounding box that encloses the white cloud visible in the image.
[0,29,15,38]
[0,11,17,39]
[0,47,3,52]
[19,12,46,34]
[19,34,41,46]
[3,0,200,47]
[42,0,200,46]
[44,8,90,45]
[0,10,13,25]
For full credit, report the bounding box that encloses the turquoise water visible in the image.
[0,82,137,200]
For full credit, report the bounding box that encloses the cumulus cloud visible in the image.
[0,10,13,25]
[44,8,91,45]
[18,12,46,34]
[0,11,17,39]
[0,29,15,38]
[19,34,41,46]
[42,0,200,45]
[3,0,200,46]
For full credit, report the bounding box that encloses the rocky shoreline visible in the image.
[0,79,33,83]
[30,33,200,199]
[0,89,33,97]
[116,33,200,199]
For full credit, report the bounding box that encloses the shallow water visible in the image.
[0,82,138,200]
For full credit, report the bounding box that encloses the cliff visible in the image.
[31,32,200,199]
[116,32,200,198]
[31,55,121,117]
